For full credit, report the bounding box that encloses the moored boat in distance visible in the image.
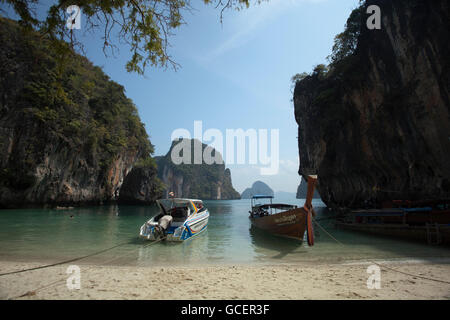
[249,175,318,244]
[139,198,209,241]
[336,199,450,245]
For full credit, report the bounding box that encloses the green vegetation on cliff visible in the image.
[156,139,240,200]
[2,0,255,74]
[293,0,450,208]
[241,181,274,199]
[0,18,158,207]
[291,3,363,88]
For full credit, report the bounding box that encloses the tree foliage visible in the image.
[290,72,308,92]
[291,72,309,84]
[156,139,240,199]
[0,17,154,188]
[312,64,329,78]
[327,3,364,67]
[0,0,262,74]
[291,2,365,91]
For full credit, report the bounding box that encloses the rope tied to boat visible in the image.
[0,241,130,277]
[312,217,450,285]
[2,237,167,299]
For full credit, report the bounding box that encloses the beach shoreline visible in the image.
[1,259,449,300]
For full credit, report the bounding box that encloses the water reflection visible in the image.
[0,199,449,266]
[249,225,306,260]
[136,231,210,266]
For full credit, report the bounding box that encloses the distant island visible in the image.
[296,179,321,199]
[155,139,240,200]
[241,181,274,199]
[274,191,297,199]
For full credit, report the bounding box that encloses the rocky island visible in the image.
[241,181,274,199]
[296,178,321,200]
[155,139,240,200]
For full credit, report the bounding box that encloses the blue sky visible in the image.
[3,0,359,193]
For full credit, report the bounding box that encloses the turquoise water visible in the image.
[0,198,449,267]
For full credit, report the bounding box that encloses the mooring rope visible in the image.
[312,218,450,285]
[0,241,131,277]
[8,237,167,300]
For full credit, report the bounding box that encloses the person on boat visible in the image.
[258,207,266,217]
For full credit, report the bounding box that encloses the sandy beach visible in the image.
[0,260,449,300]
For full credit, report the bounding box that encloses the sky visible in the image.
[3,0,359,193]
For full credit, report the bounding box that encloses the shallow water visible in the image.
[0,198,449,267]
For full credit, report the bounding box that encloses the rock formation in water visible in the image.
[296,179,321,199]
[156,139,241,200]
[0,18,159,208]
[241,181,274,199]
[293,0,450,209]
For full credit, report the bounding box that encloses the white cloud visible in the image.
[200,0,327,62]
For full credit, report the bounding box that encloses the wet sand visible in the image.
[0,260,449,300]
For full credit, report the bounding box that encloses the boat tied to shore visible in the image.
[249,175,318,244]
[139,198,209,241]
[336,199,450,245]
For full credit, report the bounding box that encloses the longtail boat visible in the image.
[336,199,450,245]
[248,175,317,245]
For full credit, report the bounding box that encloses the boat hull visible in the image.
[140,210,209,242]
[249,208,307,240]
[336,222,450,245]
[350,208,450,225]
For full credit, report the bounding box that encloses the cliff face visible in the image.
[118,164,164,204]
[296,179,321,200]
[241,181,274,199]
[156,139,241,200]
[0,18,155,207]
[294,0,450,208]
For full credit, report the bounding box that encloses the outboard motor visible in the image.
[154,215,173,239]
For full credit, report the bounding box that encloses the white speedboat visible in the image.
[139,198,209,241]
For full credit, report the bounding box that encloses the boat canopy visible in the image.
[252,195,274,199]
[157,198,203,215]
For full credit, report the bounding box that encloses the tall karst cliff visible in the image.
[0,18,158,208]
[117,159,164,205]
[156,139,241,200]
[296,178,321,200]
[294,0,449,209]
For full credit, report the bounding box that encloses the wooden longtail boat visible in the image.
[249,175,317,244]
[336,199,450,245]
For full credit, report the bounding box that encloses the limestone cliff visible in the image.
[294,0,450,208]
[118,162,164,204]
[156,139,240,200]
[0,18,157,208]
[296,179,321,200]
